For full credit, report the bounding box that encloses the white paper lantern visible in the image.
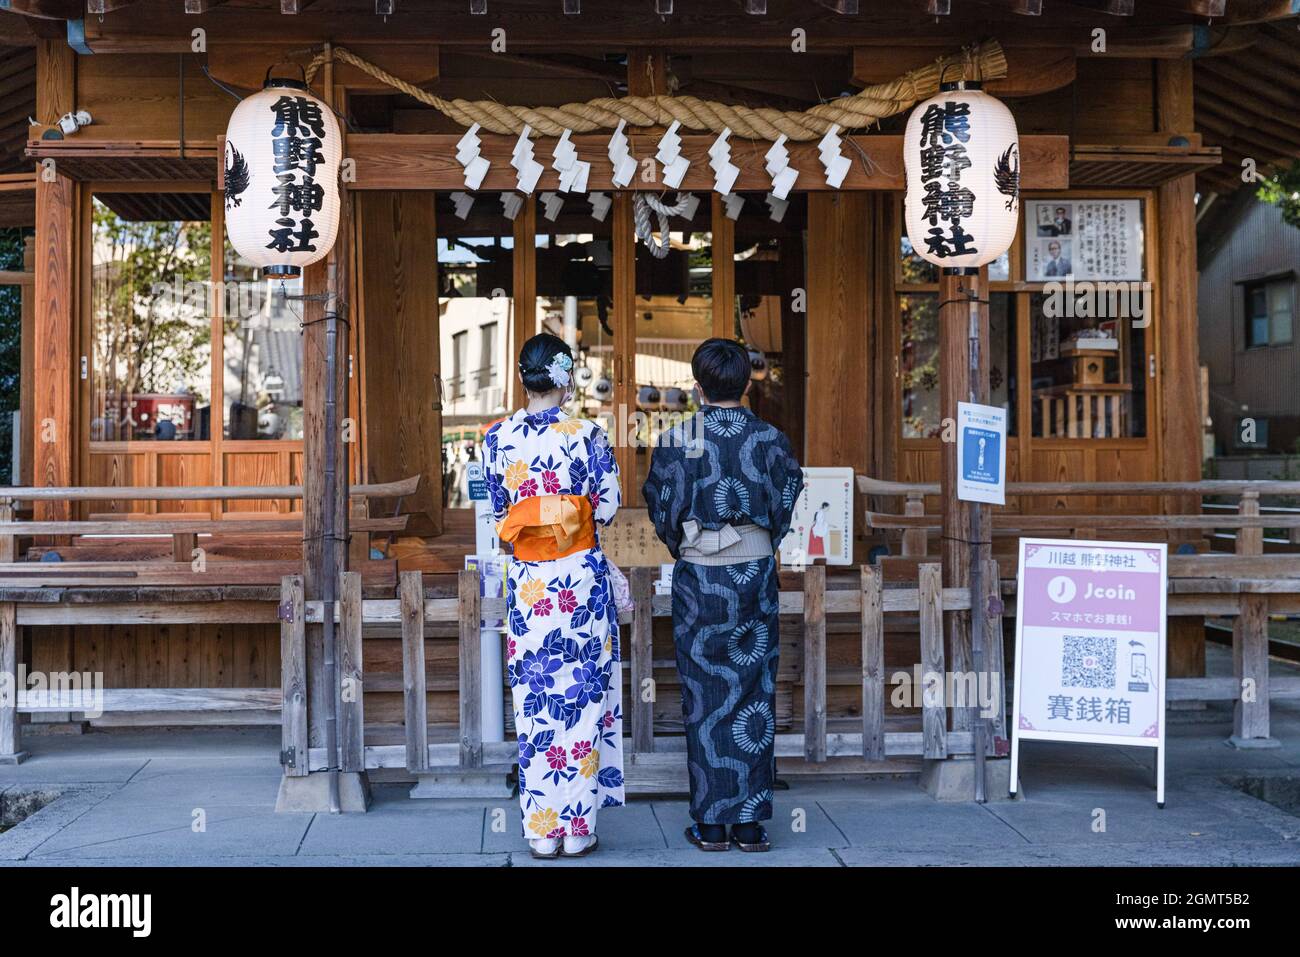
[903,81,1019,272]
[224,74,342,277]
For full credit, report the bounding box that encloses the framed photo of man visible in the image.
[1025,198,1144,283]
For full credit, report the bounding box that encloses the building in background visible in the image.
[1199,194,1300,477]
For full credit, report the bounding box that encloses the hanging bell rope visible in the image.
[634,193,696,259]
[304,40,1006,142]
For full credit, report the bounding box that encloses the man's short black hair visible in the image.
[692,338,751,402]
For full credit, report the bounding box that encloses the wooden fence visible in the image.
[861,475,1300,746]
[280,565,997,790]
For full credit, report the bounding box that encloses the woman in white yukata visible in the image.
[483,333,624,859]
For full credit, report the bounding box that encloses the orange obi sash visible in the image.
[497,494,596,562]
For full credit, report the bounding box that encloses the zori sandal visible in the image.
[730,825,771,853]
[684,824,730,852]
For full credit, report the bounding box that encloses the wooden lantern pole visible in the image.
[939,265,991,801]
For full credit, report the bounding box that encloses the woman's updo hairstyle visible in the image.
[518,332,575,395]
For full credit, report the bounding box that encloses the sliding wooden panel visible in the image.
[358,191,443,536]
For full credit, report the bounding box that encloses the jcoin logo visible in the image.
[1046,575,1076,604]
[49,887,151,937]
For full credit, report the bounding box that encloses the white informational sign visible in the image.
[779,466,854,566]
[1010,538,1168,806]
[464,462,499,556]
[956,401,1007,506]
[1025,198,1143,282]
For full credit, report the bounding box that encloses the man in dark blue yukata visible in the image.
[642,338,803,853]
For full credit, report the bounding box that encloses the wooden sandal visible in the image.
[684,824,730,852]
[730,825,771,853]
[563,836,599,858]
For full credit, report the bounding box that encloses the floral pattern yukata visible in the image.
[642,406,803,826]
[484,406,625,839]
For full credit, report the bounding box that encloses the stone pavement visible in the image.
[3,652,1300,867]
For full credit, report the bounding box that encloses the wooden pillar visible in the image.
[1156,59,1206,680]
[32,176,76,519]
[711,194,735,339]
[0,602,23,763]
[301,59,351,749]
[612,192,637,499]
[938,267,989,732]
[510,198,537,410]
[19,235,35,488]
[32,40,76,518]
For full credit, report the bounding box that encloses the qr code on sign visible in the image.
[1062,635,1117,689]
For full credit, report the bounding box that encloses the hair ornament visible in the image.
[547,352,573,389]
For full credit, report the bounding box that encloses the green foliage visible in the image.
[92,201,212,403]
[0,228,26,485]
[1256,160,1300,230]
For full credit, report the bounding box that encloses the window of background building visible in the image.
[477,322,498,391]
[1246,277,1294,348]
[437,192,515,508]
[90,195,212,442]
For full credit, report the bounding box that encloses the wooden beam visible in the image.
[1223,0,1300,23]
[854,44,1073,97]
[71,10,1230,56]
[344,133,1070,192]
[1147,0,1227,15]
[1063,0,1135,13]
[977,0,1043,12]
[0,0,80,19]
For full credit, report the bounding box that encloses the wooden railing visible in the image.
[0,475,419,574]
[859,475,1300,747]
[0,477,420,764]
[281,566,998,790]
